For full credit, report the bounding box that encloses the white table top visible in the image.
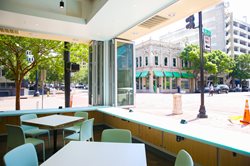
[41,141,147,166]
[22,114,84,129]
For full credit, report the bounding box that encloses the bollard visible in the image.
[36,101,39,109]
[172,94,182,114]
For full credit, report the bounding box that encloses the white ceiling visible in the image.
[0,0,222,43]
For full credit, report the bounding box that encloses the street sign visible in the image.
[204,35,211,52]
[203,28,211,52]
[26,50,34,63]
[203,28,211,36]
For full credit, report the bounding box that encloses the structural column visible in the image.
[64,41,70,108]
[149,71,154,93]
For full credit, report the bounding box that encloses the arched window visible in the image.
[145,56,148,66]
[155,56,158,65]
[164,57,168,66]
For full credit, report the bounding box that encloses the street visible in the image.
[1,90,250,134]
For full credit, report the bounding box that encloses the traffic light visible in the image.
[185,15,195,29]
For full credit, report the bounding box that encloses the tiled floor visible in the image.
[0,126,174,166]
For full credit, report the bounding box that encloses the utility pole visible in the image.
[197,11,208,118]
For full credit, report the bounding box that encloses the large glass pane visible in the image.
[117,41,134,106]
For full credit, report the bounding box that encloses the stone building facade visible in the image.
[135,40,195,93]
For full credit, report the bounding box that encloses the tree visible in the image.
[0,35,61,110]
[232,54,250,84]
[28,42,88,87]
[180,44,200,75]
[180,44,216,89]
[206,50,235,83]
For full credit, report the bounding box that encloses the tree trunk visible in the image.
[15,80,21,110]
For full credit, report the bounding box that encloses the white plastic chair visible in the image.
[174,149,194,166]
[4,143,38,166]
[64,118,94,145]
[6,124,45,161]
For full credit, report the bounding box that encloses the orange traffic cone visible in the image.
[240,100,250,124]
[70,95,73,107]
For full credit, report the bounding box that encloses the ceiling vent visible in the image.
[0,27,19,35]
[138,15,168,29]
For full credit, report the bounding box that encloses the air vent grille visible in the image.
[0,27,19,34]
[139,15,168,29]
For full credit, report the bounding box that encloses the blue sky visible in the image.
[135,0,249,44]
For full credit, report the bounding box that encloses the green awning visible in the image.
[153,70,164,77]
[173,72,181,78]
[181,72,195,78]
[181,72,189,78]
[136,71,141,78]
[164,71,173,78]
[188,73,195,78]
[140,71,148,78]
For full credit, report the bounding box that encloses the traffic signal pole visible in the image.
[197,11,208,118]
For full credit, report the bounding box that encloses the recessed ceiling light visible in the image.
[132,32,139,35]
[168,12,175,17]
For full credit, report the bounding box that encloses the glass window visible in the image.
[181,79,190,89]
[172,78,177,89]
[173,58,177,67]
[136,57,138,68]
[182,60,188,68]
[163,77,170,89]
[145,56,148,66]
[139,56,142,67]
[155,56,158,66]
[164,57,168,66]
[117,41,134,106]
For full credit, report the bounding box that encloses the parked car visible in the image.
[204,87,210,93]
[242,86,249,92]
[214,84,229,94]
[229,87,242,92]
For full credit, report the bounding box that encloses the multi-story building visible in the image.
[160,2,226,52]
[135,40,195,93]
[225,15,250,58]
[160,1,250,87]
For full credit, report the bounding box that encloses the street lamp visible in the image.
[197,11,207,118]
[184,12,208,118]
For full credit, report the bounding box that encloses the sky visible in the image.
[134,0,250,44]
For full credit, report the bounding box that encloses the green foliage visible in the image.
[0,35,61,109]
[232,54,250,80]
[206,50,235,75]
[180,44,200,75]
[70,43,89,63]
[0,35,61,81]
[71,66,88,84]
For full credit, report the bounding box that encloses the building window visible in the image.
[173,58,177,67]
[163,77,170,89]
[139,56,142,67]
[172,78,177,89]
[0,69,2,77]
[181,79,190,89]
[182,60,188,68]
[145,56,148,66]
[155,56,159,66]
[136,57,138,68]
[164,57,168,66]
